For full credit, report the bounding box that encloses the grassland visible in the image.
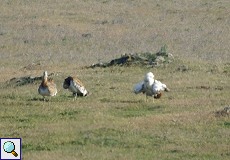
[0,0,229,159]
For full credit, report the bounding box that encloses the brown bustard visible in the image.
[38,71,57,101]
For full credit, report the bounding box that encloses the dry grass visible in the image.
[0,0,230,159]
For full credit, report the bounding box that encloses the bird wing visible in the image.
[47,81,57,96]
[134,81,145,94]
[73,77,85,87]
[71,78,88,96]
[152,80,168,93]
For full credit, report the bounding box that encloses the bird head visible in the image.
[63,76,73,89]
[144,72,154,83]
[43,71,48,79]
[145,72,154,79]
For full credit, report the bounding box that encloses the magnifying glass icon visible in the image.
[3,141,18,157]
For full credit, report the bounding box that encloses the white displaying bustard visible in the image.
[134,72,170,102]
[63,76,88,100]
[38,71,57,101]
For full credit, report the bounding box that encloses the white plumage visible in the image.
[152,80,168,93]
[134,81,145,94]
[134,72,169,101]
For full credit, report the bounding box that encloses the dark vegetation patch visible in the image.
[177,65,190,72]
[215,106,230,117]
[100,98,142,104]
[88,45,173,68]
[224,122,230,127]
[223,63,230,75]
[186,85,225,90]
[22,143,53,151]
[111,105,165,118]
[58,109,84,119]
[5,72,58,87]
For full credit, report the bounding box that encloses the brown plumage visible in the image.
[38,71,57,101]
[63,76,88,99]
[154,92,162,99]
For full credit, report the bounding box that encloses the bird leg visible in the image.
[145,94,154,103]
[73,93,77,101]
[49,96,52,102]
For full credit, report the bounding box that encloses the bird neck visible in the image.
[41,75,48,87]
[148,78,155,86]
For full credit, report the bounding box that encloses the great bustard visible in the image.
[38,71,57,101]
[63,76,88,100]
[133,72,170,102]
